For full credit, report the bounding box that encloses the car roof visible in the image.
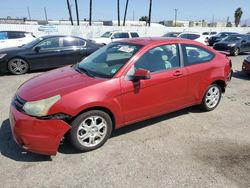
[38,35,85,40]
[0,31,31,33]
[118,37,186,46]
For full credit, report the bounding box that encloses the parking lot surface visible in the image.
[0,55,250,188]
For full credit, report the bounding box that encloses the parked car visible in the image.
[202,31,217,39]
[208,32,238,46]
[0,31,35,49]
[0,35,103,75]
[92,31,139,45]
[10,38,232,155]
[242,55,250,74]
[213,34,250,56]
[162,32,181,38]
[178,32,208,45]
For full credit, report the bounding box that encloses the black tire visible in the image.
[69,110,113,152]
[8,58,29,75]
[200,84,222,112]
[231,47,240,56]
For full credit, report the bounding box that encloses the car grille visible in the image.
[12,95,26,112]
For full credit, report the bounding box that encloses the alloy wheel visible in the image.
[8,58,29,75]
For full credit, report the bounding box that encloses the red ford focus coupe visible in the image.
[10,38,232,155]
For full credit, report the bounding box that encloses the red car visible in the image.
[242,55,250,75]
[9,38,232,155]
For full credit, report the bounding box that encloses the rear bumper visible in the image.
[9,105,71,155]
[242,61,250,74]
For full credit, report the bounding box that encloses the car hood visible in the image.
[0,46,27,53]
[17,66,105,101]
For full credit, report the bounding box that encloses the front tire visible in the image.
[8,58,29,75]
[200,84,222,112]
[69,110,113,152]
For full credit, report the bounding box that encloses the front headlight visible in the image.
[0,53,7,59]
[228,43,236,47]
[23,95,61,117]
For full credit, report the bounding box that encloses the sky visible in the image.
[0,0,249,23]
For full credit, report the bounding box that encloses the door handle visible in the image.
[173,70,183,76]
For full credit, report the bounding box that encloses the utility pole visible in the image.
[117,0,120,26]
[148,0,152,26]
[67,0,74,25]
[89,0,92,26]
[133,10,134,21]
[123,0,129,26]
[27,7,31,20]
[75,0,80,25]
[44,7,48,21]
[174,8,178,27]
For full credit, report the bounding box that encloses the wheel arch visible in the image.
[8,56,30,68]
[211,80,226,93]
[72,106,116,130]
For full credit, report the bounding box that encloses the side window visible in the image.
[0,32,8,40]
[36,37,60,49]
[113,32,129,39]
[132,44,180,74]
[62,37,85,47]
[8,32,25,39]
[131,32,139,38]
[182,44,215,66]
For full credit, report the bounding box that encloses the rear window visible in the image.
[180,34,200,40]
[113,32,130,39]
[130,32,139,38]
[0,32,8,40]
[8,32,25,39]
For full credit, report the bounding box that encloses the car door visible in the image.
[27,37,62,69]
[120,43,188,124]
[181,44,216,103]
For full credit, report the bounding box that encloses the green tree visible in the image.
[234,8,243,27]
[139,16,149,22]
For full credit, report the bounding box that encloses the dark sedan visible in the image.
[162,32,181,38]
[242,55,250,74]
[0,35,103,75]
[213,34,250,56]
[208,32,238,46]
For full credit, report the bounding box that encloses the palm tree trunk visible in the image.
[117,0,120,26]
[123,0,129,26]
[89,0,92,26]
[75,0,80,25]
[148,0,152,26]
[66,0,74,25]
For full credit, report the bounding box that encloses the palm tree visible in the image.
[117,0,120,26]
[123,0,129,26]
[89,0,92,26]
[148,0,152,26]
[234,8,243,27]
[66,0,74,25]
[75,0,80,25]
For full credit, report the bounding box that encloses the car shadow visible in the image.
[232,70,250,80]
[59,106,203,154]
[0,119,52,162]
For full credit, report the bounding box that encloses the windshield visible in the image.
[77,42,142,78]
[223,35,244,42]
[101,32,113,38]
[23,37,43,48]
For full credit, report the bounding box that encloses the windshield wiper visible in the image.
[75,64,95,77]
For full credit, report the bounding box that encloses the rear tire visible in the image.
[200,84,222,112]
[69,110,113,152]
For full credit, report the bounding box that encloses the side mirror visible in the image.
[131,68,151,81]
[34,46,41,52]
[241,40,246,44]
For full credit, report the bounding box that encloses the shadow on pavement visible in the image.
[193,140,250,187]
[0,119,52,162]
[59,106,202,154]
[232,70,250,81]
